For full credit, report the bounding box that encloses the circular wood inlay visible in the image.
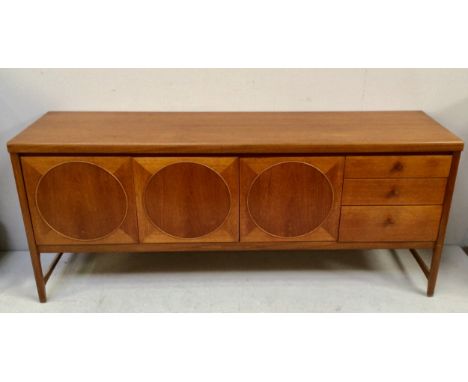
[36,162,127,241]
[145,162,231,238]
[248,162,333,237]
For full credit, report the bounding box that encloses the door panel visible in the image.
[133,157,239,243]
[240,157,344,242]
[22,156,138,244]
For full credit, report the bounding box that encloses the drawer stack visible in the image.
[339,155,452,242]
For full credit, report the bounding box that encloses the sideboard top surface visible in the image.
[7,111,464,154]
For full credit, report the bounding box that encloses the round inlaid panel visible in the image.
[247,162,333,237]
[144,162,231,238]
[36,162,127,241]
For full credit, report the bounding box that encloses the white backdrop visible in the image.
[1,68,467,250]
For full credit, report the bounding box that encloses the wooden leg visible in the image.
[413,152,461,297]
[29,247,47,303]
[410,248,429,279]
[410,245,444,297]
[427,244,443,297]
[43,252,64,284]
[27,251,65,303]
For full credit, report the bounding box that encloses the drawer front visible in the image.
[345,155,451,178]
[339,206,442,242]
[240,156,344,242]
[342,178,447,205]
[133,157,239,243]
[21,156,139,245]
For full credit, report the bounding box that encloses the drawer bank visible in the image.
[7,111,464,302]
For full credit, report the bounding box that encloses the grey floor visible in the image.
[0,246,467,312]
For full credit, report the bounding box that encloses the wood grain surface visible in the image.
[240,157,344,242]
[21,156,139,245]
[247,162,333,237]
[344,155,452,178]
[35,162,128,240]
[7,111,464,154]
[133,157,239,243]
[144,162,231,239]
[339,205,443,242]
[342,178,447,205]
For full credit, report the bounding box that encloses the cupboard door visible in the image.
[21,157,138,244]
[133,157,238,243]
[240,157,344,242]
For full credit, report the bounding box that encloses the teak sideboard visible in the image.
[7,111,464,302]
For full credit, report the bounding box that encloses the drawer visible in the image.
[342,178,447,205]
[339,206,442,242]
[345,155,451,178]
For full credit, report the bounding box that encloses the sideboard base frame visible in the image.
[29,244,445,303]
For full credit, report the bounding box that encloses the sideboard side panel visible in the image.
[10,154,38,252]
